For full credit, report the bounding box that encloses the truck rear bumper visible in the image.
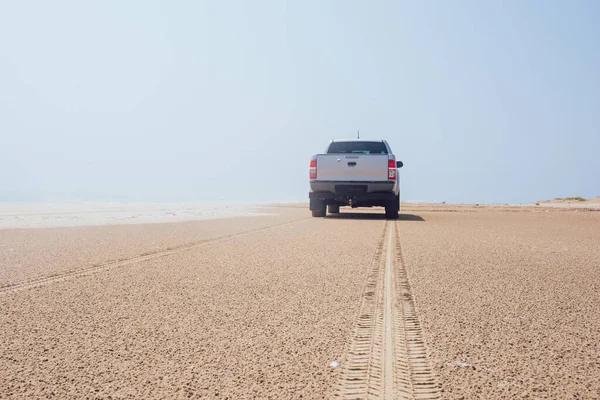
[310,181,395,194]
[309,182,396,210]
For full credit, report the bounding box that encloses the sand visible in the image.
[0,206,382,398]
[0,208,297,288]
[536,196,600,207]
[1,204,599,398]
[399,207,600,399]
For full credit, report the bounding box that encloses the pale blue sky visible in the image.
[1,1,598,203]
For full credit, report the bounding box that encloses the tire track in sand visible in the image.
[335,221,440,399]
[392,222,440,399]
[0,217,310,295]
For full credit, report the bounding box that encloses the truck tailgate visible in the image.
[316,154,389,181]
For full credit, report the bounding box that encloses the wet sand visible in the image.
[1,204,599,398]
[0,202,270,229]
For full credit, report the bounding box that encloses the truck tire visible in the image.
[385,199,399,220]
[312,208,326,217]
[328,204,340,214]
[311,202,327,217]
[310,198,326,217]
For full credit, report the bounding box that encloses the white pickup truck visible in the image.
[309,139,404,219]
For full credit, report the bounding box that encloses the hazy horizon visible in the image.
[2,1,599,205]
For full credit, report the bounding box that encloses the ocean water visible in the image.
[0,202,272,229]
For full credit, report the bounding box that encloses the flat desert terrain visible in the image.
[1,204,599,399]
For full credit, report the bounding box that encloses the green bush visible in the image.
[564,197,586,201]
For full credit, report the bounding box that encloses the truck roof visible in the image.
[330,139,384,143]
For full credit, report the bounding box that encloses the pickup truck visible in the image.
[309,139,404,219]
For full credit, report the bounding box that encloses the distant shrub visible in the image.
[564,197,586,201]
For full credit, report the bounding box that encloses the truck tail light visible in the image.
[310,159,317,180]
[388,159,397,180]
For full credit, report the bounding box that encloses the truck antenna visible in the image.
[357,129,360,139]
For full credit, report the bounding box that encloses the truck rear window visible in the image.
[327,141,388,154]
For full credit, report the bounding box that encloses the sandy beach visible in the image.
[1,204,599,398]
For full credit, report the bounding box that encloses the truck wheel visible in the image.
[385,200,399,220]
[328,204,340,214]
[310,199,326,217]
[312,207,326,217]
[311,202,327,217]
